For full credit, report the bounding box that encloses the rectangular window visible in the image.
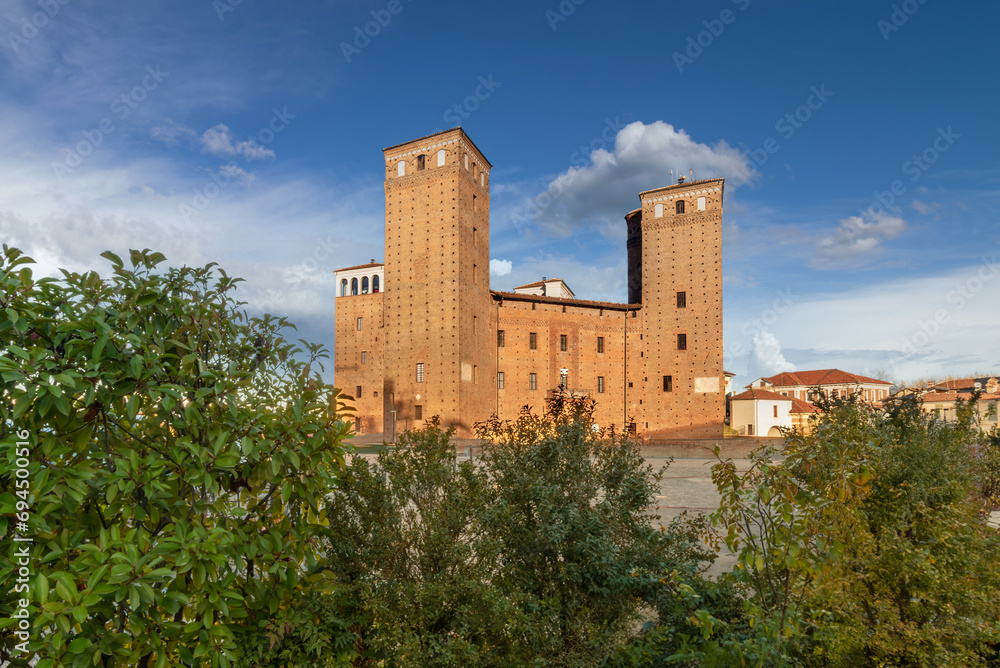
[474,365,478,384]
[415,405,423,420]
[473,264,477,283]
[356,317,363,330]
[473,227,478,246]
[677,291,686,308]
[529,373,537,390]
[497,372,504,389]
[473,194,477,212]
[529,332,537,350]
[361,351,367,364]
[416,363,424,383]
[417,154,425,170]
[497,330,505,347]
[560,334,567,352]
[356,385,362,398]
[773,405,778,418]
[474,315,478,333]
[663,375,673,392]
[597,376,605,394]
[677,333,687,351]
[597,336,604,353]
[748,424,754,436]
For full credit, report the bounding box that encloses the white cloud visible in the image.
[813,209,906,268]
[747,331,795,380]
[489,259,512,276]
[199,124,275,161]
[217,164,256,185]
[520,121,754,235]
[911,200,942,214]
[150,119,197,145]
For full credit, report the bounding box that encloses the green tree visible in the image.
[0,247,353,666]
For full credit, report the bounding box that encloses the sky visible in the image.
[1,0,998,391]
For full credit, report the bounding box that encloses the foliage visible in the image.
[0,247,353,666]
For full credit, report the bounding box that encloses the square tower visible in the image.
[637,179,725,438]
[381,129,494,437]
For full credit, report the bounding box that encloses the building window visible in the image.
[361,276,369,294]
[397,161,405,177]
[473,227,478,246]
[340,279,347,297]
[473,194,477,212]
[464,154,469,169]
[773,405,778,418]
[597,336,604,353]
[677,333,687,351]
[415,405,423,420]
[351,278,358,295]
[560,334,567,352]
[676,200,685,214]
[437,149,446,166]
[372,275,380,293]
[697,196,706,211]
[748,424,754,436]
[474,365,478,384]
[497,330,505,347]
[677,291,686,308]
[473,315,478,333]
[628,382,633,388]
[417,154,425,170]
[529,373,537,390]
[362,351,367,364]
[416,363,424,383]
[356,317,363,330]
[356,385,362,398]
[663,375,673,392]
[524,332,534,350]
[655,203,663,218]
[597,376,605,394]
[497,372,504,389]
[481,172,485,187]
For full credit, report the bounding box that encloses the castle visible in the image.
[334,128,724,439]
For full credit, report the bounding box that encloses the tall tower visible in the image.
[381,129,494,437]
[625,208,643,304]
[637,178,725,438]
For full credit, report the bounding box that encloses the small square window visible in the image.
[597,337,604,353]
[529,332,537,350]
[417,154,425,170]
[560,334,567,352]
[677,291,686,308]
[677,334,687,351]
[415,405,423,420]
[663,375,673,392]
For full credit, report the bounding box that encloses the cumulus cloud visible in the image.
[518,121,754,235]
[217,164,256,185]
[199,124,275,161]
[813,209,906,268]
[748,331,795,380]
[490,258,512,276]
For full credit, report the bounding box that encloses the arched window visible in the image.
[397,161,405,177]
[437,149,446,166]
[340,279,347,297]
[464,154,469,169]
[654,203,663,218]
[676,200,686,214]
[361,276,369,294]
[417,155,426,171]
[351,278,358,295]
[372,275,380,293]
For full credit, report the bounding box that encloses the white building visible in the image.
[730,388,792,437]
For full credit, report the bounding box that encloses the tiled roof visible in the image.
[334,261,384,273]
[789,397,820,414]
[928,376,999,391]
[513,278,565,290]
[761,369,891,388]
[731,388,793,402]
[492,291,640,311]
[921,391,1000,403]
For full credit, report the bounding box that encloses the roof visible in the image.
[492,291,640,312]
[921,391,1000,404]
[724,370,736,377]
[927,376,999,391]
[334,261,384,273]
[789,397,820,414]
[638,177,725,199]
[759,369,892,388]
[513,278,566,290]
[731,388,793,402]
[382,127,492,168]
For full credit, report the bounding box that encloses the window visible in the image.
[773,405,778,418]
[464,154,469,169]
[628,382,633,388]
[597,336,604,353]
[497,330,505,347]
[351,278,358,295]
[417,154,425,170]
[340,279,347,297]
[372,275,380,293]
[356,317,363,330]
[697,196,706,211]
[361,276,369,294]
[676,291,686,308]
[748,424,754,436]
[529,332,537,349]
[529,373,537,390]
[473,227,478,246]
[474,365,477,384]
[437,149,446,166]
[416,363,424,383]
[560,334,567,352]
[473,315,478,333]
[415,405,423,420]
[597,376,605,394]
[362,351,367,364]
[677,333,687,351]
[655,203,663,218]
[481,172,485,187]
[356,385,362,398]
[473,194,477,212]
[397,161,405,177]
[663,375,673,392]
[497,372,504,389]
[676,200,685,214]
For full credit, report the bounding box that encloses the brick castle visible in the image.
[334,128,725,439]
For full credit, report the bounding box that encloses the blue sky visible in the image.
[2,0,998,389]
